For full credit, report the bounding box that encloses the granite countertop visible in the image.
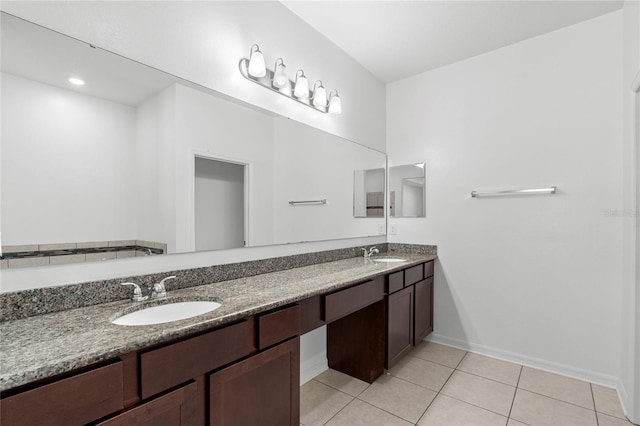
[0,253,436,392]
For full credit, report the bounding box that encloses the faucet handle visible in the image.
[153,276,176,298]
[121,282,147,302]
[361,247,369,258]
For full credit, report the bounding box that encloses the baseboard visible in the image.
[425,333,619,388]
[300,352,328,385]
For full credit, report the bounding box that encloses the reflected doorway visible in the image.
[194,157,246,251]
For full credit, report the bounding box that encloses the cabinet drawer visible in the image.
[300,295,325,334]
[97,381,197,425]
[324,276,384,323]
[424,261,434,278]
[404,264,424,286]
[387,271,404,294]
[1,361,123,426]
[259,304,301,349]
[140,320,256,399]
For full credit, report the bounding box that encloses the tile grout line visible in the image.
[415,351,467,425]
[517,387,601,412]
[353,394,425,425]
[591,383,600,426]
[507,365,524,421]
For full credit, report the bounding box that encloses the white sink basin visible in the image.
[112,301,221,326]
[373,258,406,263]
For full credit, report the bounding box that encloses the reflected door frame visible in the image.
[187,150,251,252]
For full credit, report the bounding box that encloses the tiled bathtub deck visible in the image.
[300,342,636,426]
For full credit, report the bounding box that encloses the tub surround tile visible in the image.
[76,241,110,249]
[8,257,50,268]
[0,249,436,391]
[38,242,78,251]
[2,244,40,253]
[49,254,87,265]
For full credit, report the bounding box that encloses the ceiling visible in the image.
[1,13,178,106]
[281,0,624,83]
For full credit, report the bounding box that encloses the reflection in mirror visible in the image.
[0,13,387,268]
[389,163,426,218]
[353,169,385,218]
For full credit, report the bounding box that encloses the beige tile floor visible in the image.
[300,342,637,426]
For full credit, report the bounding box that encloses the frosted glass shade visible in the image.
[248,45,266,78]
[313,81,327,107]
[273,59,288,88]
[328,91,342,114]
[293,71,309,99]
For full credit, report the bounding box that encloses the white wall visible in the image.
[387,11,623,387]
[620,0,640,421]
[135,85,177,252]
[1,73,137,245]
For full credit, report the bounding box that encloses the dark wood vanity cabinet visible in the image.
[386,261,435,369]
[1,259,435,425]
[0,304,301,426]
[209,337,300,426]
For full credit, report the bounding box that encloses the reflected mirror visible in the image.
[389,163,426,217]
[353,168,385,218]
[0,13,387,268]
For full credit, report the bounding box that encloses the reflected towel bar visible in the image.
[471,187,557,198]
[288,199,327,206]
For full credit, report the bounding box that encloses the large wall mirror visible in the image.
[0,12,386,268]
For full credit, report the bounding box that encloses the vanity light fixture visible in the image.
[312,81,327,108]
[328,90,342,114]
[247,44,266,78]
[293,70,309,99]
[239,44,341,114]
[68,77,85,86]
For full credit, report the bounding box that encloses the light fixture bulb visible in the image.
[312,81,327,108]
[293,70,309,99]
[328,90,342,114]
[68,77,85,86]
[248,44,266,78]
[273,58,288,88]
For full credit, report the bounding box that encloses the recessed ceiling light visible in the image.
[68,77,85,86]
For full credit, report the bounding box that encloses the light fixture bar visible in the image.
[238,50,342,114]
[239,58,327,113]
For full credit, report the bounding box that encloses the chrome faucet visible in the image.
[152,275,176,299]
[362,246,379,259]
[121,275,176,302]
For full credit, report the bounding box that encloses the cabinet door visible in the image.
[96,381,197,426]
[414,277,434,345]
[386,285,414,369]
[209,337,300,426]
